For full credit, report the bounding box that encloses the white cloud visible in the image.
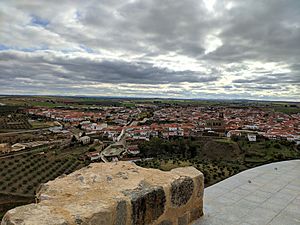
[204,34,223,54]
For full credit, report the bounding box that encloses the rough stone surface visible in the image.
[171,177,194,207]
[115,200,127,225]
[189,208,202,222]
[158,220,173,225]
[123,181,167,225]
[128,186,166,225]
[1,162,204,225]
[178,214,188,225]
[1,204,69,225]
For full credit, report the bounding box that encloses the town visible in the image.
[0,96,300,219]
[1,97,300,162]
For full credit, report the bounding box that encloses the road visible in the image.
[0,128,50,136]
[0,146,50,159]
[100,151,109,163]
[129,118,149,126]
[0,140,69,160]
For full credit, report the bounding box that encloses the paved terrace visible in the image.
[194,160,300,225]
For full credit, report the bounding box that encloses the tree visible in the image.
[70,135,77,146]
[274,143,281,149]
[88,147,96,152]
[190,145,197,158]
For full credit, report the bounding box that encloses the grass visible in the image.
[29,121,57,129]
[121,102,136,107]
[239,140,299,163]
[215,138,235,144]
[158,159,192,171]
[272,106,300,114]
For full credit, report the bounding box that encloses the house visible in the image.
[247,134,257,142]
[79,136,91,145]
[244,125,259,130]
[226,130,241,138]
[127,145,140,155]
[0,143,11,153]
[49,126,63,133]
[205,119,225,133]
[86,152,101,161]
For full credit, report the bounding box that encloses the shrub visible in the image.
[10,187,17,192]
[274,143,281,149]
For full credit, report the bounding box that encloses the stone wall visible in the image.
[1,162,204,225]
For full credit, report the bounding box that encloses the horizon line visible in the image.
[0,94,299,104]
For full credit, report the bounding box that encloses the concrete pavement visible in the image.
[194,160,300,225]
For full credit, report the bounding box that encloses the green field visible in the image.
[1,96,299,113]
[239,139,299,165]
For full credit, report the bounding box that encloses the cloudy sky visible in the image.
[0,0,299,100]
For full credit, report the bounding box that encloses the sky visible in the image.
[0,0,299,101]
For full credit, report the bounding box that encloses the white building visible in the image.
[244,125,259,130]
[247,134,257,142]
[79,136,91,145]
[87,152,101,161]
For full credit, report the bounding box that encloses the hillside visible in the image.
[136,137,300,187]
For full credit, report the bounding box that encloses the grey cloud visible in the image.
[222,85,233,89]
[233,73,300,84]
[234,84,282,90]
[0,51,218,87]
[3,0,300,61]
[207,0,300,62]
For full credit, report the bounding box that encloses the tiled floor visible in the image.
[194,160,300,225]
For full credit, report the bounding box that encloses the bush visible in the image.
[88,147,96,152]
[10,187,17,192]
[274,143,281,149]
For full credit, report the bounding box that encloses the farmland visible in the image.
[0,115,32,130]
[0,145,91,219]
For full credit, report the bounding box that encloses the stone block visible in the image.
[1,204,69,225]
[158,220,173,225]
[178,213,188,225]
[189,207,203,222]
[1,162,204,225]
[171,176,194,207]
[115,200,127,225]
[123,185,166,225]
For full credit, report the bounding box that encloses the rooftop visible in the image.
[194,160,300,225]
